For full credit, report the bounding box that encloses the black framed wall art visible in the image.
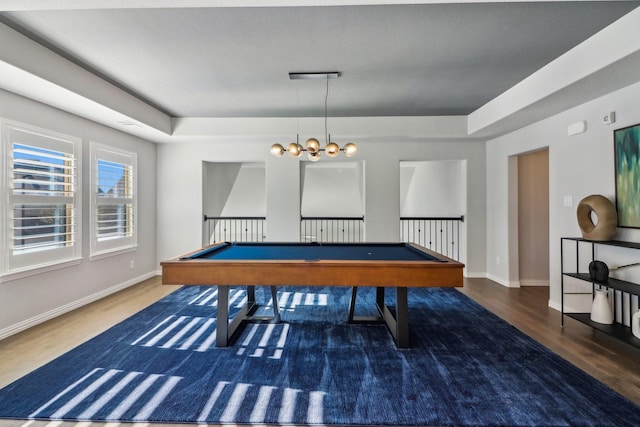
[614,122,640,228]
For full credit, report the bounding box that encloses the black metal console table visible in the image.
[560,237,640,349]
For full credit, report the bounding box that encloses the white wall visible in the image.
[202,162,242,218]
[203,162,266,218]
[301,162,364,217]
[400,160,464,217]
[0,89,157,339]
[157,137,486,276]
[486,80,640,308]
[221,164,266,217]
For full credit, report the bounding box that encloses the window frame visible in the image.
[90,142,138,257]
[1,119,82,277]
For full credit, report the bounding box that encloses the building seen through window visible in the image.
[12,143,75,254]
[96,159,132,241]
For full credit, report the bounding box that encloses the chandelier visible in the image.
[270,72,357,161]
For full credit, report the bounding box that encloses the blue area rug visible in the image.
[0,285,639,426]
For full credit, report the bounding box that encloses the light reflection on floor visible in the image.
[131,287,329,356]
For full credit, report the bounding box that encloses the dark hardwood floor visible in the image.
[459,277,640,406]
[0,276,639,427]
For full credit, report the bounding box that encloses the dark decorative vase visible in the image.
[588,261,609,283]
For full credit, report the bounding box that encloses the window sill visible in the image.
[89,245,138,261]
[0,257,83,283]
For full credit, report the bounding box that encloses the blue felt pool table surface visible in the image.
[187,242,442,262]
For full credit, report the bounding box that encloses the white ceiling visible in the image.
[1,1,640,142]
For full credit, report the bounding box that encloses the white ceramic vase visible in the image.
[632,310,640,339]
[590,289,613,325]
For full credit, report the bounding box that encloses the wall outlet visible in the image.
[563,195,573,207]
[130,260,135,270]
[496,256,501,265]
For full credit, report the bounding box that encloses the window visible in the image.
[90,143,137,256]
[1,120,81,274]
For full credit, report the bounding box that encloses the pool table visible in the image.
[161,241,464,348]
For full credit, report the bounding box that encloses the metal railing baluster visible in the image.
[300,216,365,243]
[204,216,266,243]
[400,216,464,261]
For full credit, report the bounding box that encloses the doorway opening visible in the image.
[516,148,550,287]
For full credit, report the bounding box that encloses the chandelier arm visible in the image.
[325,76,329,146]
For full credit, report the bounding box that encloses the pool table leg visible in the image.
[246,286,256,304]
[216,285,281,347]
[395,287,409,348]
[374,287,409,348]
[348,286,410,348]
[270,286,281,323]
[376,286,385,308]
[216,285,230,347]
[348,287,358,321]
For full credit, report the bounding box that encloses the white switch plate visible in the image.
[563,196,573,207]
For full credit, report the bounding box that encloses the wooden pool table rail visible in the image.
[161,242,464,288]
[160,242,464,347]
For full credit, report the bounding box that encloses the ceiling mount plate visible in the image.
[289,72,339,80]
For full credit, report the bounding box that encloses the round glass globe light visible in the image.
[287,143,303,157]
[325,142,340,157]
[343,142,357,157]
[270,143,285,157]
[305,138,320,154]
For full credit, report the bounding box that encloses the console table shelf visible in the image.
[564,313,640,347]
[563,273,640,295]
[561,238,640,350]
[561,237,640,250]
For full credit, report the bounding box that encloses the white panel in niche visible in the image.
[222,163,266,217]
[400,160,464,217]
[300,162,364,217]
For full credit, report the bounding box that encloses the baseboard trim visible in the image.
[548,299,561,312]
[463,271,487,279]
[520,280,550,287]
[0,271,157,341]
[486,273,521,288]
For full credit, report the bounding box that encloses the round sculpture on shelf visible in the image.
[576,195,617,241]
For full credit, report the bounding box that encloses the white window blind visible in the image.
[91,143,137,255]
[2,121,81,274]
